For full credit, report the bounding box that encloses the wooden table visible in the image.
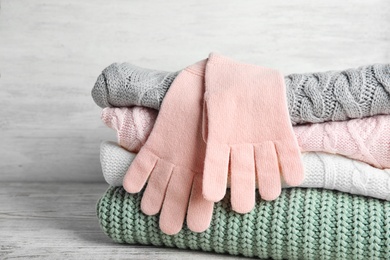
[0,182,249,259]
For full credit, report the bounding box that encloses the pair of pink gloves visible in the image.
[122,54,304,234]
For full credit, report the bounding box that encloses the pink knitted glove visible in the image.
[295,114,390,169]
[123,60,213,235]
[202,54,304,213]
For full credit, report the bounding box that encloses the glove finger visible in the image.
[123,148,158,193]
[159,167,195,235]
[203,142,230,202]
[186,172,214,232]
[230,144,255,213]
[274,140,304,186]
[140,159,174,215]
[254,142,281,201]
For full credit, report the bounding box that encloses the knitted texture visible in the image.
[295,114,390,169]
[123,60,214,235]
[201,53,303,208]
[101,107,158,152]
[102,106,390,169]
[97,186,390,260]
[100,141,390,201]
[100,141,136,187]
[92,62,390,125]
[92,63,179,110]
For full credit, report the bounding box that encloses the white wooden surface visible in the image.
[0,182,249,259]
[0,0,389,259]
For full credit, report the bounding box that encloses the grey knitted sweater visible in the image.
[92,63,390,125]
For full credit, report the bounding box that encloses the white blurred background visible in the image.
[1,0,389,183]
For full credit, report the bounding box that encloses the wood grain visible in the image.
[0,182,250,259]
[0,0,389,181]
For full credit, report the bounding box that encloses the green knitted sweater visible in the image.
[96,186,390,260]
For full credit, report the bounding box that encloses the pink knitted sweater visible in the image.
[102,107,390,169]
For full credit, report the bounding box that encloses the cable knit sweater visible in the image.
[99,141,390,201]
[92,63,390,125]
[101,107,390,169]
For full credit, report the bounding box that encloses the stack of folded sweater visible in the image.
[93,53,390,260]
